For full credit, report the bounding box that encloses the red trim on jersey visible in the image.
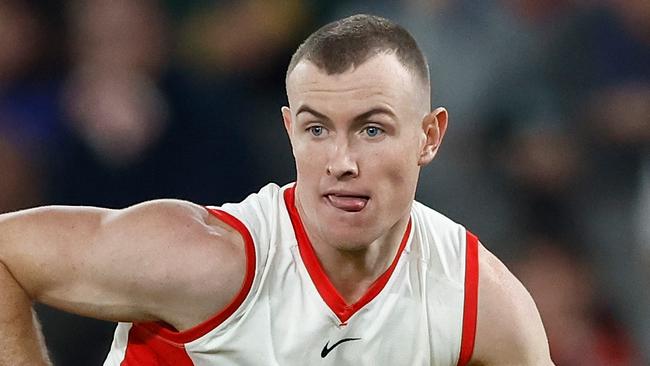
[121,325,194,366]
[127,208,256,347]
[457,231,479,366]
[283,186,411,324]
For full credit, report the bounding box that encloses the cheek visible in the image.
[293,143,324,178]
[376,146,420,197]
[371,144,418,179]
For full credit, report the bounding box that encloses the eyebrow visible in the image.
[296,105,330,121]
[295,105,397,123]
[353,107,397,122]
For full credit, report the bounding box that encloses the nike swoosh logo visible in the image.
[320,337,362,358]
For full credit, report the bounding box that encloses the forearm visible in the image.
[0,262,51,366]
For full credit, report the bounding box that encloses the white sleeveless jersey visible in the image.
[103,183,478,366]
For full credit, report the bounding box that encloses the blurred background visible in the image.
[0,0,647,364]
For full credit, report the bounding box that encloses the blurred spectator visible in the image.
[0,0,41,88]
[0,137,42,212]
[177,0,309,76]
[494,126,583,244]
[0,0,65,213]
[171,0,327,187]
[514,240,641,365]
[50,0,263,208]
[562,1,650,356]
[67,0,168,75]
[63,63,169,167]
[62,0,170,168]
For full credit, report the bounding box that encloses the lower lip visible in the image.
[325,195,369,212]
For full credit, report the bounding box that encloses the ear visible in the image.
[418,107,448,166]
[281,105,293,134]
[281,106,295,149]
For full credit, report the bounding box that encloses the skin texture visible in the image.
[0,263,51,366]
[0,201,246,341]
[283,53,446,302]
[0,52,553,365]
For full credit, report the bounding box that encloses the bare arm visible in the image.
[469,243,554,366]
[0,262,51,366]
[0,201,245,363]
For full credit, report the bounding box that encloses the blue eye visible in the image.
[365,126,382,137]
[309,126,324,136]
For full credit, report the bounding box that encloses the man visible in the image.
[0,14,554,365]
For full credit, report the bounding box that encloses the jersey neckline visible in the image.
[283,185,412,324]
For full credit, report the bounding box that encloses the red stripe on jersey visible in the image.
[457,231,479,366]
[121,325,194,366]
[123,208,256,354]
[284,185,411,324]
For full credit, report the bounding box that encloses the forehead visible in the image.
[286,53,426,114]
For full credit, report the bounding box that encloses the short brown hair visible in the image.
[287,14,429,86]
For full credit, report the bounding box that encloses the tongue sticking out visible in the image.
[327,195,369,212]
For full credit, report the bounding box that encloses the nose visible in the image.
[326,139,358,179]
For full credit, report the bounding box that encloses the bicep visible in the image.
[470,243,554,366]
[0,201,245,328]
[0,205,112,300]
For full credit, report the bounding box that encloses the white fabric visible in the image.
[104,183,469,365]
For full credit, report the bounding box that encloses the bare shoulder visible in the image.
[100,199,245,268]
[104,199,243,253]
[469,243,554,366]
[100,199,248,329]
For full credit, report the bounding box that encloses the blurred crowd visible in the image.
[0,0,647,364]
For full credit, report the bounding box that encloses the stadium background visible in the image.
[0,0,647,364]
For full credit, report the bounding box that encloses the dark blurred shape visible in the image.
[62,0,170,168]
[0,0,65,213]
[0,136,42,212]
[167,0,325,188]
[514,239,641,366]
[0,0,41,86]
[504,129,580,194]
[585,84,650,147]
[496,126,583,243]
[177,0,309,76]
[561,3,649,357]
[67,0,168,75]
[606,0,650,44]
[63,64,169,167]
[50,0,265,209]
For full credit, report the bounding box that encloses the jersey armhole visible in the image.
[457,230,479,366]
[134,208,257,344]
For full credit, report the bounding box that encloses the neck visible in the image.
[307,212,411,304]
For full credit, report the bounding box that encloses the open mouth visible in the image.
[325,194,369,212]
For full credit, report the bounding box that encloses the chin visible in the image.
[322,223,381,250]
